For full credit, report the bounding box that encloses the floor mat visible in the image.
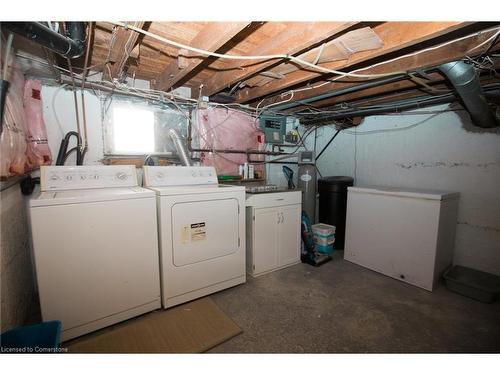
[65,297,242,353]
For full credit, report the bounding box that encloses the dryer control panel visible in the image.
[143,166,218,187]
[41,165,138,191]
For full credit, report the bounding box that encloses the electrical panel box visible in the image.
[260,116,287,144]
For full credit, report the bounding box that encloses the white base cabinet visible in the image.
[246,191,302,277]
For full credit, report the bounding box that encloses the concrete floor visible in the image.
[209,252,500,353]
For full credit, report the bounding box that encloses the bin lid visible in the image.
[318,176,354,192]
[312,223,336,235]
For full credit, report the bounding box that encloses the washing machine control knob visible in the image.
[116,172,127,180]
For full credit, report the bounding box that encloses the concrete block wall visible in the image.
[0,184,36,332]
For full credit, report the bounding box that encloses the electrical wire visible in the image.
[51,83,69,136]
[105,23,500,117]
[113,21,141,81]
[256,25,500,112]
[111,21,406,80]
[340,112,443,135]
[11,23,500,121]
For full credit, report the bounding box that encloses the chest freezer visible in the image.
[344,186,459,291]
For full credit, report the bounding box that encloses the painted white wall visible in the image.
[41,85,104,166]
[310,104,500,275]
[40,78,153,166]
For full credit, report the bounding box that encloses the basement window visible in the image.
[102,96,189,156]
[111,106,155,154]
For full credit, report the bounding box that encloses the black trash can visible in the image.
[318,176,354,250]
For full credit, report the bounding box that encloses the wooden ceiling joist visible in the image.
[237,22,470,104]
[202,22,359,97]
[79,21,499,110]
[265,26,500,111]
[153,22,252,91]
[103,21,146,81]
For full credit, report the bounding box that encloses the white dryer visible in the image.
[143,166,246,308]
[30,165,161,341]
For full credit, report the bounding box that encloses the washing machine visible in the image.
[143,166,246,308]
[29,165,161,341]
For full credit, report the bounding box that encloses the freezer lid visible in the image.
[347,186,460,200]
[30,187,155,207]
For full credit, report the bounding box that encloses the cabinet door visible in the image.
[278,204,301,267]
[253,207,280,275]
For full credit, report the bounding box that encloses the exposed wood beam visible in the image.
[103,21,145,81]
[238,22,471,104]
[260,25,500,110]
[154,22,252,91]
[203,22,358,97]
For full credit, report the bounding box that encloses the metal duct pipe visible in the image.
[168,128,192,166]
[2,22,86,58]
[439,61,499,128]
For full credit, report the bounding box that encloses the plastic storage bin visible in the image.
[312,223,335,245]
[312,223,336,236]
[312,223,336,254]
[316,243,334,254]
[0,320,61,352]
[443,265,500,303]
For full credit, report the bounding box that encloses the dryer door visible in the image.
[171,198,239,266]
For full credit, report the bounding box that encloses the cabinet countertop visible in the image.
[245,190,302,208]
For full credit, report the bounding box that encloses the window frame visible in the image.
[102,95,191,157]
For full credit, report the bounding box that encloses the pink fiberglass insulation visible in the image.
[1,60,28,177]
[196,108,265,176]
[23,79,52,167]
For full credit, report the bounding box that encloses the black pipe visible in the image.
[2,22,86,58]
[56,131,83,165]
[316,129,341,161]
[274,74,409,111]
[303,84,500,125]
[0,80,9,134]
[299,93,462,126]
